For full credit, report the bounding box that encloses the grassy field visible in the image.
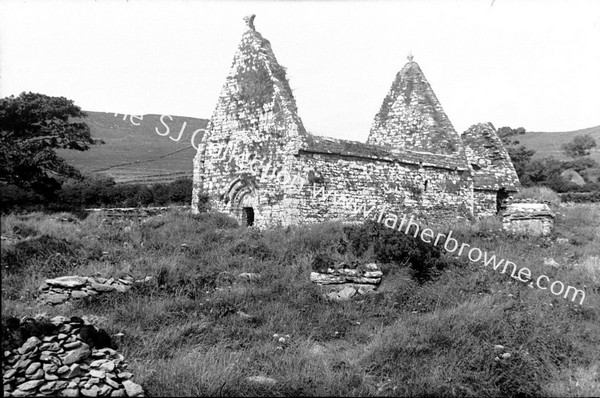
[518,125,600,162]
[1,203,599,396]
[57,111,208,184]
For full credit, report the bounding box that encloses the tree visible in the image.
[0,92,94,195]
[497,126,536,179]
[561,134,597,158]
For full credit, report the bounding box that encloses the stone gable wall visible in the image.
[462,123,521,192]
[191,20,308,222]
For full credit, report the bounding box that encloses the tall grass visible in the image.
[514,186,562,205]
[2,204,599,396]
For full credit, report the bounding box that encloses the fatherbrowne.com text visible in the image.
[311,185,586,305]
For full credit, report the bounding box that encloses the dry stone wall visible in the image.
[37,276,151,306]
[310,263,383,301]
[2,315,144,397]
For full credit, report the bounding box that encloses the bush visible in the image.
[168,178,193,203]
[342,220,446,282]
[0,184,44,210]
[1,177,199,212]
[558,191,600,203]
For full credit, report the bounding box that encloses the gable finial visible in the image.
[407,51,414,62]
[244,14,256,31]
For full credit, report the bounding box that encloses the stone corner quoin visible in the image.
[191,15,521,229]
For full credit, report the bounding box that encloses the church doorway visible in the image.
[242,207,255,226]
[496,188,509,213]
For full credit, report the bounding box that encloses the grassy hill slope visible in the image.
[60,111,599,184]
[57,111,208,184]
[517,125,600,161]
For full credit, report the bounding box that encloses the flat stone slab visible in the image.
[310,272,380,285]
[45,276,88,288]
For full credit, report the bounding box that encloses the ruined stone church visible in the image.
[191,15,520,228]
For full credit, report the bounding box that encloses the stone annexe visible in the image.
[192,15,520,228]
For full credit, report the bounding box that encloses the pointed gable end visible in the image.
[207,15,307,142]
[367,57,464,156]
[462,123,521,191]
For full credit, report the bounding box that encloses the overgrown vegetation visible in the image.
[498,126,599,196]
[2,205,599,397]
[0,177,203,213]
[0,92,95,195]
[514,186,562,205]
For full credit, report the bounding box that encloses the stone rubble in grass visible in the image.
[37,275,152,306]
[2,315,144,397]
[246,375,278,386]
[311,263,382,301]
[543,258,560,268]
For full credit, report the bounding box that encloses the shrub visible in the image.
[2,177,199,212]
[168,178,193,203]
[343,220,446,282]
[559,191,600,203]
[0,184,44,210]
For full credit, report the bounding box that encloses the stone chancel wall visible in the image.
[192,15,520,228]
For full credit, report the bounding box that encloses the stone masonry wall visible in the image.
[473,190,497,217]
[192,15,308,226]
[367,59,466,157]
[462,123,521,192]
[283,152,474,226]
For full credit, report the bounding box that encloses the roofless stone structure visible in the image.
[192,15,520,227]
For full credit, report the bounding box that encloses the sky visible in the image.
[1,0,599,143]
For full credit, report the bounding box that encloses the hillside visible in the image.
[60,112,599,184]
[517,125,600,162]
[57,111,208,184]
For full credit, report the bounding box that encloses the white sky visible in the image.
[1,0,599,142]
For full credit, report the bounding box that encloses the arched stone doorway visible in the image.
[225,178,259,227]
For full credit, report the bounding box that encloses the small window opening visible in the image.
[424,180,429,191]
[242,207,254,226]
